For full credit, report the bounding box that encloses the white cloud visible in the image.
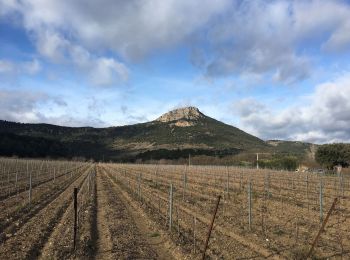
[0,0,230,58]
[91,58,129,86]
[35,30,129,86]
[0,89,54,122]
[193,0,350,83]
[234,73,350,143]
[0,89,108,127]
[1,0,350,107]
[2,0,350,83]
[36,30,69,62]
[0,59,41,75]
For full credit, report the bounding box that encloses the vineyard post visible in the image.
[155,166,158,188]
[15,171,18,195]
[319,179,323,223]
[267,173,270,199]
[182,169,187,201]
[226,167,229,196]
[307,198,338,258]
[248,181,252,230]
[193,215,197,254]
[73,187,78,250]
[7,169,10,195]
[38,161,42,181]
[264,174,267,199]
[53,168,56,184]
[340,173,344,197]
[240,172,243,191]
[169,183,173,232]
[177,207,180,237]
[202,195,221,260]
[26,161,29,191]
[138,173,141,201]
[88,172,91,194]
[306,174,309,212]
[29,170,32,204]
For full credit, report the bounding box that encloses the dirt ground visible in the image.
[0,164,179,260]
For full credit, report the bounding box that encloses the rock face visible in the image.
[156,106,204,124]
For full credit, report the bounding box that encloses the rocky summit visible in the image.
[156,106,204,123]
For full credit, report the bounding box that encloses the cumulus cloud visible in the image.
[2,0,350,83]
[193,0,350,83]
[0,59,41,75]
[36,30,69,62]
[0,89,61,122]
[0,0,230,85]
[233,73,350,143]
[34,30,129,86]
[91,58,129,86]
[0,89,108,127]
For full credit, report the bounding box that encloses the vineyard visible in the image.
[0,158,349,259]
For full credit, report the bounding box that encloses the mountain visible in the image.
[0,106,292,161]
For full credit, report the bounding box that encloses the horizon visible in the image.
[1,0,350,144]
[0,105,319,145]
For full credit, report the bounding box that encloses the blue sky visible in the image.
[1,0,350,143]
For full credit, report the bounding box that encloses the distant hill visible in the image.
[266,140,317,157]
[0,106,312,162]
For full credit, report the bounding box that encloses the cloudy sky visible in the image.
[1,0,350,143]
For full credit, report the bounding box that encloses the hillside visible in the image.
[0,107,273,161]
[266,140,317,158]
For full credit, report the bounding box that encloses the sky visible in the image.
[1,0,350,144]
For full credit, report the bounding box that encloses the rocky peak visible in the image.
[156,106,204,123]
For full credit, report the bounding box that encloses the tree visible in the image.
[315,143,350,169]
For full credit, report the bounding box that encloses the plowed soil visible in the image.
[0,164,177,259]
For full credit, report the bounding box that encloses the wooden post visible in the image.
[73,187,78,250]
[88,172,91,194]
[240,172,243,191]
[177,207,180,237]
[320,180,323,223]
[202,195,221,260]
[29,171,32,204]
[169,184,173,231]
[193,215,197,254]
[340,173,344,197]
[266,173,270,199]
[138,173,141,201]
[307,198,338,258]
[306,174,309,212]
[182,169,187,201]
[155,167,158,188]
[248,182,252,230]
[226,167,229,196]
[7,169,10,196]
[15,171,18,195]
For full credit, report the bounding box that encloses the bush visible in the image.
[259,156,298,171]
[315,143,350,169]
